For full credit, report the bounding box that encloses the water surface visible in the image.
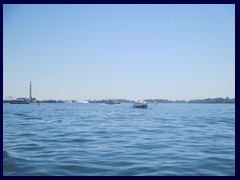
[3,103,235,176]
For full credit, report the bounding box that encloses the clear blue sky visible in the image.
[3,4,235,101]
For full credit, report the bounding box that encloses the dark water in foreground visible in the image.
[3,103,235,176]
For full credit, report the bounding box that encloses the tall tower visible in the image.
[30,81,32,102]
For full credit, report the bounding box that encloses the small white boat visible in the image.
[133,100,148,108]
[76,100,89,104]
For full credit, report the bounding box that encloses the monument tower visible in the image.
[30,81,32,102]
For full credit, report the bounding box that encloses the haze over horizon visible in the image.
[3,4,235,101]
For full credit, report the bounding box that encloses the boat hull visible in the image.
[133,104,148,108]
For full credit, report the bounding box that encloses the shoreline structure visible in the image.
[3,82,235,104]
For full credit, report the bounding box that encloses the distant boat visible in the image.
[76,100,89,104]
[133,100,148,108]
[105,99,120,105]
[9,97,30,104]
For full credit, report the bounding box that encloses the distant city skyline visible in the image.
[3,4,235,101]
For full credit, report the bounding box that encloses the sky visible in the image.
[3,4,235,101]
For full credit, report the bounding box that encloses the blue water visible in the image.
[3,103,235,176]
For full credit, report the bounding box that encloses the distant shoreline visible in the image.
[3,97,235,104]
[145,97,235,104]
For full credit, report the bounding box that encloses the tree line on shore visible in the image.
[89,97,235,104]
[145,97,235,104]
